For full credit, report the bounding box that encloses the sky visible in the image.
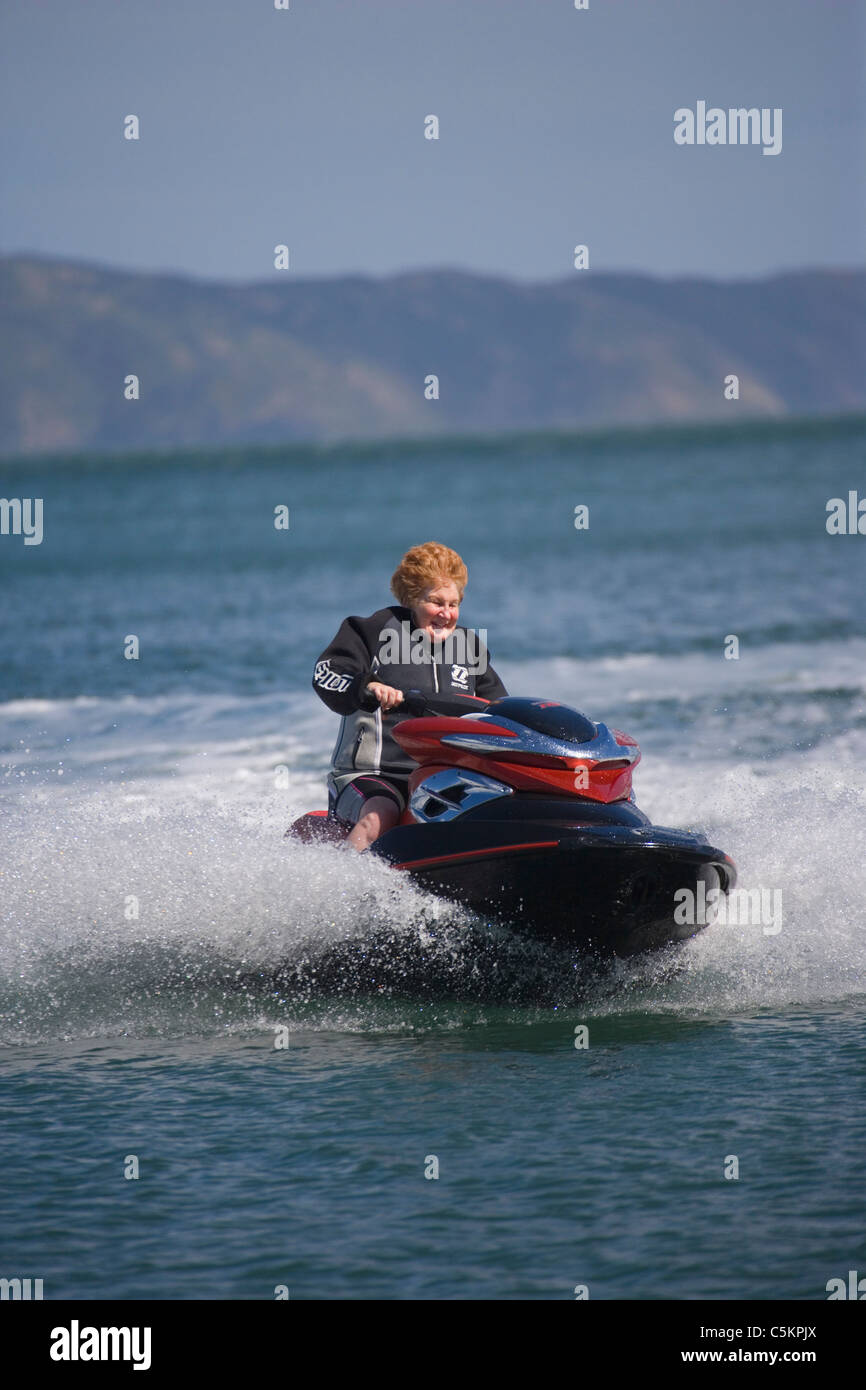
[1,0,864,284]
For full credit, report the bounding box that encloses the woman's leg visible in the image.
[347,795,401,851]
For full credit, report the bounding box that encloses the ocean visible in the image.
[1,417,865,1301]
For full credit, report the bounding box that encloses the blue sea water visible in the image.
[1,418,865,1300]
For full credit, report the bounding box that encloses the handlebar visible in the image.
[360,683,490,718]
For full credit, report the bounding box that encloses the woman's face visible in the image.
[412,580,462,640]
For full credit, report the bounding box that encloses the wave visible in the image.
[1,729,864,1042]
[4,634,866,758]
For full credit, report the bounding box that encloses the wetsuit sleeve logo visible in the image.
[314,660,352,693]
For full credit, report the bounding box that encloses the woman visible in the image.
[312,542,507,850]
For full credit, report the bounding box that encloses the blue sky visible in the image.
[1,0,863,282]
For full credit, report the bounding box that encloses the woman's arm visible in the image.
[312,616,377,714]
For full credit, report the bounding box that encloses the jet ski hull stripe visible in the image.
[393,840,559,870]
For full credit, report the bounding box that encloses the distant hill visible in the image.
[1,255,864,456]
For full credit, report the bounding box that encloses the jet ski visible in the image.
[290,691,736,958]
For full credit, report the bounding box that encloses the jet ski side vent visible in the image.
[409,768,514,823]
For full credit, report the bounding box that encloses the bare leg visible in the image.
[347,796,400,851]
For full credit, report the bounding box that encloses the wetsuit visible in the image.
[312,605,508,822]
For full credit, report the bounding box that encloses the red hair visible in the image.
[391,542,467,607]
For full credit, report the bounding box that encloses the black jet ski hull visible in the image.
[371,798,735,957]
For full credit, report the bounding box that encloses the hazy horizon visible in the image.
[5,249,865,290]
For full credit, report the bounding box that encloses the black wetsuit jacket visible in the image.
[312,605,508,793]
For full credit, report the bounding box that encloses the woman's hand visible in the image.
[366,681,405,711]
